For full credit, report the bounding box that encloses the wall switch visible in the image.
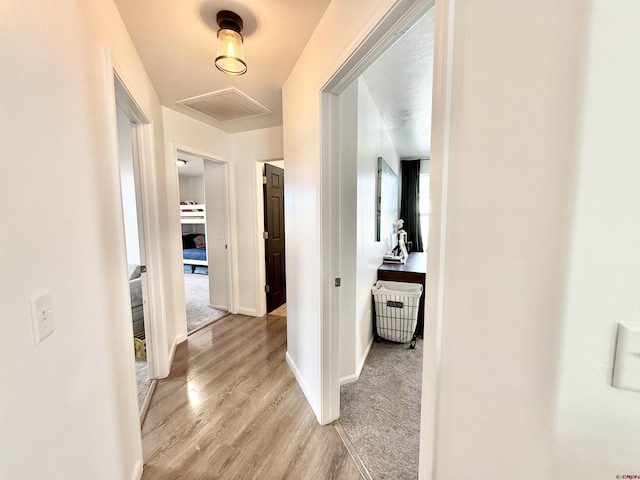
[612,323,640,392]
[29,290,54,344]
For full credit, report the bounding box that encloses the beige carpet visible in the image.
[183,272,228,333]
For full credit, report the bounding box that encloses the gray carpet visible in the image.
[135,357,151,410]
[339,338,423,480]
[183,272,228,333]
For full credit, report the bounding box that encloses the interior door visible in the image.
[204,160,230,310]
[263,163,286,312]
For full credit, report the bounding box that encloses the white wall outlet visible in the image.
[612,323,640,392]
[29,290,54,344]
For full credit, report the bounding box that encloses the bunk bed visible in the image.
[180,203,207,273]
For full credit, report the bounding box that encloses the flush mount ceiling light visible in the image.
[177,159,188,166]
[215,10,247,76]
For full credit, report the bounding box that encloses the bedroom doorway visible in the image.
[319,1,437,475]
[178,150,231,334]
[114,74,155,415]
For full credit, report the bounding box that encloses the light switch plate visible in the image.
[612,323,640,392]
[29,290,54,344]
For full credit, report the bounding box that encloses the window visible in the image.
[419,173,430,250]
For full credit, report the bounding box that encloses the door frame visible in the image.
[107,51,170,380]
[169,142,238,332]
[319,0,450,478]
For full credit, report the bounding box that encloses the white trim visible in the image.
[319,91,341,425]
[210,303,228,311]
[105,47,158,480]
[286,351,319,419]
[108,51,172,379]
[238,307,259,317]
[168,337,179,364]
[339,374,358,386]
[131,459,143,480]
[223,161,240,314]
[108,61,156,373]
[339,336,373,385]
[357,337,374,377]
[133,123,169,377]
[419,0,454,478]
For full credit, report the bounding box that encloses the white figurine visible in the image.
[396,219,408,259]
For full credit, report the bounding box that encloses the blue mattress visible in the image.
[183,247,206,262]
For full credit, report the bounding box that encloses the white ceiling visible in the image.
[363,8,434,159]
[177,151,205,176]
[114,0,332,133]
[116,0,434,158]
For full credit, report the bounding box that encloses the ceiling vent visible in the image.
[176,88,271,122]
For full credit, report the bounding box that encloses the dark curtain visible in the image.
[399,159,423,252]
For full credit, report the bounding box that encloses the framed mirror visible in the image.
[376,156,398,243]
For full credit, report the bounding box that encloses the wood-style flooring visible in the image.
[141,312,362,480]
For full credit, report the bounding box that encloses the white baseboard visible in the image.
[357,336,374,376]
[131,458,143,480]
[339,337,374,386]
[286,351,320,418]
[340,373,358,385]
[238,307,259,317]
[176,333,187,344]
[165,337,178,376]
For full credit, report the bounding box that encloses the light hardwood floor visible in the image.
[141,312,362,479]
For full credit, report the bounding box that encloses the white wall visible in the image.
[178,175,205,204]
[355,78,400,373]
[117,108,141,266]
[430,1,585,476]
[422,0,640,478]
[552,1,640,477]
[339,78,401,382]
[282,0,399,420]
[0,1,173,478]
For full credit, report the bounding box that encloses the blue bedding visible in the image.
[183,247,206,262]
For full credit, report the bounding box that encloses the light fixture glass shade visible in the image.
[215,29,247,75]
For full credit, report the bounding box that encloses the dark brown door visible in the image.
[264,164,286,312]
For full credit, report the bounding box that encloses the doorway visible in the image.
[177,149,232,334]
[254,160,287,315]
[114,75,156,415]
[319,0,440,476]
[263,162,286,313]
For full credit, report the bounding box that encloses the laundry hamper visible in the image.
[372,280,423,349]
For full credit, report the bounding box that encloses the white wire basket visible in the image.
[372,280,423,347]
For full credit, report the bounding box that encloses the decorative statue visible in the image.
[396,219,408,259]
